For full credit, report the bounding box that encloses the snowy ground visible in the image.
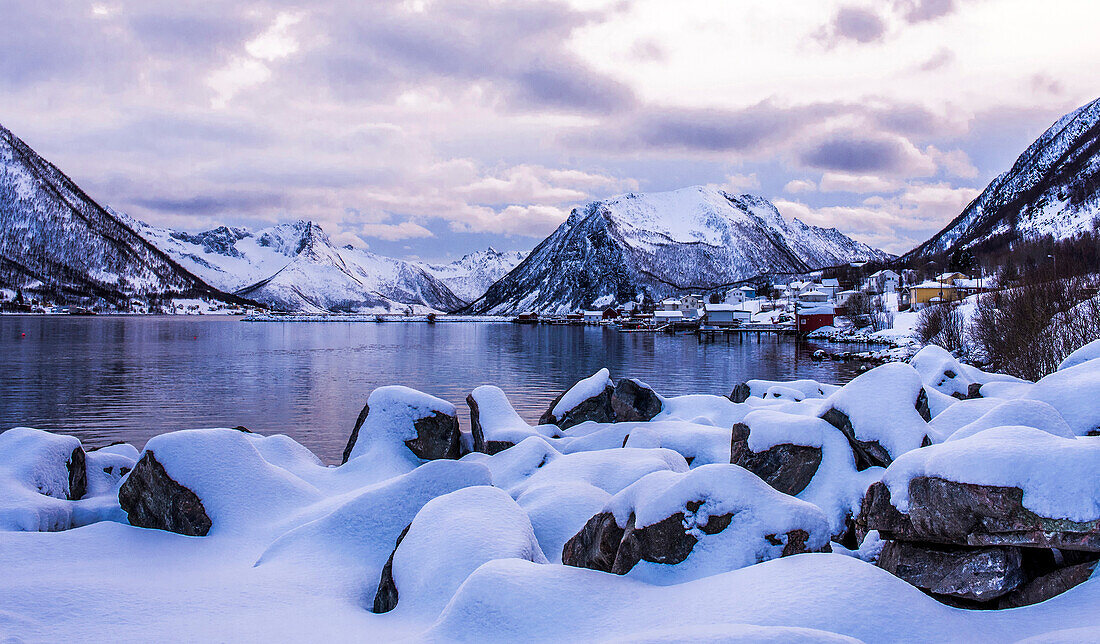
[2,342,1100,642]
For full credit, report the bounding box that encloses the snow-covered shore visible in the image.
[2,340,1100,641]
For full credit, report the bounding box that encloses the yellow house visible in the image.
[910,280,958,309]
[934,272,969,285]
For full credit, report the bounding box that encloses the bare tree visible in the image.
[916,303,968,356]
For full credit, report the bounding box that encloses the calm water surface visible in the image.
[0,316,864,462]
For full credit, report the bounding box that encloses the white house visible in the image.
[704,303,751,327]
[819,278,840,300]
[867,269,900,293]
[653,310,683,325]
[583,310,603,324]
[836,289,861,306]
[799,290,829,304]
[659,298,681,311]
[682,294,705,310]
[682,307,703,320]
[724,288,746,305]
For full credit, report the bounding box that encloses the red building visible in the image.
[796,305,835,335]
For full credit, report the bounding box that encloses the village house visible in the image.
[865,269,899,294]
[681,293,705,310]
[583,310,603,324]
[659,298,681,311]
[818,278,841,300]
[724,288,746,305]
[653,309,683,326]
[909,280,958,310]
[798,289,829,304]
[796,304,835,334]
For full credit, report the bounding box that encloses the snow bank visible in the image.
[134,429,323,535]
[652,394,750,428]
[741,410,884,535]
[927,397,1004,442]
[946,399,1074,442]
[1058,339,1100,371]
[910,345,1023,399]
[383,485,547,616]
[511,447,688,498]
[255,460,491,595]
[882,426,1100,521]
[743,379,840,400]
[517,481,611,564]
[603,464,831,584]
[1022,357,1100,435]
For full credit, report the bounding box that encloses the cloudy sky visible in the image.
[2,0,1098,259]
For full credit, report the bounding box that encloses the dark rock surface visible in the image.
[860,479,1100,551]
[819,408,893,471]
[877,540,1026,602]
[729,423,822,496]
[611,379,663,422]
[915,387,932,422]
[372,523,411,613]
[118,451,212,536]
[539,383,615,429]
[67,446,87,501]
[997,559,1099,608]
[729,382,752,404]
[561,511,624,573]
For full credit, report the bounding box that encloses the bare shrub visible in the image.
[915,303,968,355]
[869,294,894,332]
[969,277,1100,380]
[845,292,872,329]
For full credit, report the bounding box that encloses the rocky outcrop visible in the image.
[466,393,515,456]
[372,524,411,614]
[118,451,212,536]
[343,398,463,465]
[67,446,87,501]
[728,382,752,404]
[561,511,625,573]
[729,423,821,496]
[860,477,1100,608]
[819,408,893,471]
[610,379,663,423]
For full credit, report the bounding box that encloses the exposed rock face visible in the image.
[539,384,615,429]
[118,451,212,536]
[610,379,663,423]
[466,393,515,455]
[67,446,87,500]
[819,408,893,471]
[915,388,932,422]
[343,401,463,464]
[861,478,1100,551]
[728,382,752,404]
[997,559,1099,609]
[877,540,1026,602]
[729,423,822,496]
[372,524,411,614]
[561,511,624,572]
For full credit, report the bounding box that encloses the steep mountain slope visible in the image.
[131,218,465,313]
[0,123,236,304]
[465,186,889,314]
[419,247,526,303]
[906,96,1100,260]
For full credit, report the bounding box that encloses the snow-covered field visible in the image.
[2,341,1100,642]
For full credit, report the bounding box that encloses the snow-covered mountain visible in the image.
[0,123,238,304]
[906,96,1100,261]
[419,247,527,303]
[465,186,890,314]
[129,218,466,313]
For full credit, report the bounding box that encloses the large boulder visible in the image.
[562,464,831,584]
[817,363,931,470]
[371,486,547,616]
[730,410,883,542]
[876,540,1026,603]
[119,451,212,536]
[466,385,546,455]
[1021,355,1100,436]
[539,369,615,429]
[343,386,462,467]
[610,378,663,422]
[729,378,839,403]
[119,429,322,536]
[861,426,1100,550]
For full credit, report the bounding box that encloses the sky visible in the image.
[1,0,1098,261]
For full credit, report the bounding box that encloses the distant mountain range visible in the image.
[906,96,1100,261]
[464,186,891,314]
[7,95,1097,314]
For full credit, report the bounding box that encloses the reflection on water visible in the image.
[0,316,864,463]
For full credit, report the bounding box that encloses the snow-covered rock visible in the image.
[539,368,615,429]
[342,386,462,475]
[733,410,884,539]
[119,429,322,536]
[818,363,931,469]
[1058,339,1100,372]
[730,378,839,403]
[0,428,86,531]
[517,481,612,565]
[466,385,545,454]
[1021,356,1100,436]
[562,464,831,584]
[371,485,547,615]
[610,378,664,422]
[945,399,1074,442]
[910,345,1022,400]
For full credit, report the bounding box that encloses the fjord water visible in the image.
[0,316,864,462]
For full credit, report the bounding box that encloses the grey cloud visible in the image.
[129,192,287,217]
[917,48,955,72]
[894,0,957,23]
[831,6,888,44]
[799,134,916,173]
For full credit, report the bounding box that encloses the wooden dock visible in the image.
[696,324,798,342]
